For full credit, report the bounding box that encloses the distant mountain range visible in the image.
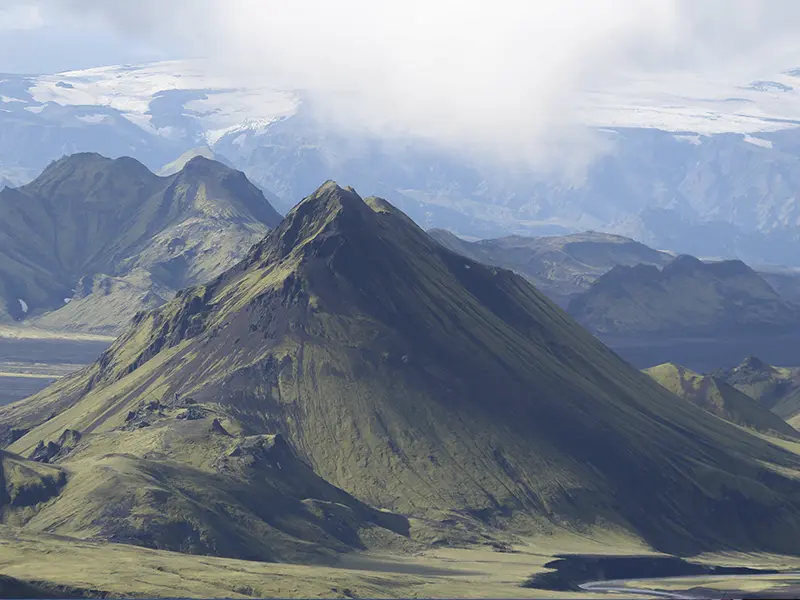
[567,255,800,336]
[8,154,797,341]
[5,183,800,560]
[6,61,800,265]
[431,230,800,338]
[0,153,281,334]
[429,229,673,307]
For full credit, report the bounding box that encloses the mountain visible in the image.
[644,363,798,438]
[11,62,800,265]
[428,229,673,307]
[568,254,799,336]
[0,153,282,334]
[5,183,800,559]
[714,357,800,426]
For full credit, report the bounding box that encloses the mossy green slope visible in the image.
[5,183,800,558]
[568,254,797,335]
[0,409,408,561]
[645,363,798,438]
[0,153,282,331]
[0,450,66,525]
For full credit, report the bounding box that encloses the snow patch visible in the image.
[27,61,298,138]
[18,299,28,314]
[673,134,702,145]
[76,114,111,124]
[743,135,773,149]
[13,58,800,144]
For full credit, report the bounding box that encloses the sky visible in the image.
[2,1,800,171]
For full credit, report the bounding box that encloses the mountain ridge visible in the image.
[0,152,282,334]
[568,254,799,335]
[428,228,673,306]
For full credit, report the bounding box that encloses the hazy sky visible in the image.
[3,1,800,170]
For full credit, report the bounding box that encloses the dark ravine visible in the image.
[524,554,780,592]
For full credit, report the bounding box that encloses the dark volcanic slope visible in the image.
[0,152,282,328]
[568,254,798,335]
[5,183,800,557]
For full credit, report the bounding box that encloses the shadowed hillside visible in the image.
[3,184,800,559]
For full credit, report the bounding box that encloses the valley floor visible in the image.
[0,326,113,405]
[5,525,800,599]
[0,526,659,599]
[604,327,800,372]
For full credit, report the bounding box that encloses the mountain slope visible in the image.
[568,254,799,335]
[645,363,798,438]
[429,229,673,307]
[4,183,800,558]
[0,153,281,333]
[714,357,800,424]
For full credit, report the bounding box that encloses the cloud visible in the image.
[0,3,43,30]
[13,1,800,173]
[200,0,678,171]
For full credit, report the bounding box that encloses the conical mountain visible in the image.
[5,183,800,558]
[0,152,282,333]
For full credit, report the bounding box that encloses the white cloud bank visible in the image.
[8,1,800,172]
[0,3,43,30]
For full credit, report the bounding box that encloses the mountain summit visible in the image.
[0,153,282,333]
[4,183,800,558]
